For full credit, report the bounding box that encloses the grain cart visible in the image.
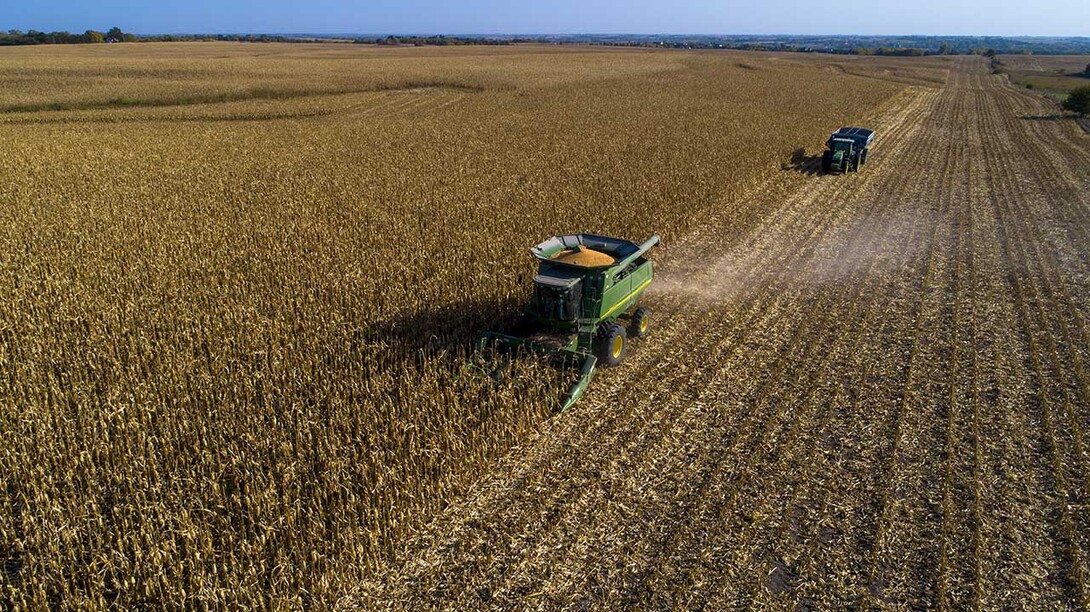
[821,127,875,174]
[474,234,659,410]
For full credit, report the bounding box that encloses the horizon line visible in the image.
[91,32,1090,39]
[5,28,1090,39]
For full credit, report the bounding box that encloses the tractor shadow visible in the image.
[360,296,524,362]
[782,148,824,176]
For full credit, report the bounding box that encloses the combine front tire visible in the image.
[596,323,627,367]
[629,306,651,339]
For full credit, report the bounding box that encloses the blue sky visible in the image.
[4,0,1089,36]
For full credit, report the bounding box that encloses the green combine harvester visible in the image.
[475,233,660,410]
[821,127,875,174]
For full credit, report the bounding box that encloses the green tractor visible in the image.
[475,233,659,410]
[821,127,875,174]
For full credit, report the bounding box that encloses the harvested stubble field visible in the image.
[0,43,1084,610]
[993,54,1090,101]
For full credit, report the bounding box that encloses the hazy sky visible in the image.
[5,0,1089,36]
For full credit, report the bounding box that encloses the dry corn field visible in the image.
[0,43,1086,609]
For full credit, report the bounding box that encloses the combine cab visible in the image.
[822,127,875,174]
[475,234,659,410]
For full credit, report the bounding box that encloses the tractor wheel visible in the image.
[629,306,651,338]
[595,322,627,367]
[861,148,869,165]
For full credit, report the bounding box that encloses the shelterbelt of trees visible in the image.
[0,28,325,45]
[0,28,521,46]
[0,27,137,45]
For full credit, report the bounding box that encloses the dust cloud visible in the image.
[648,206,937,306]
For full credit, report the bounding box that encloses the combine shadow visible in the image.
[781,148,824,176]
[360,296,524,363]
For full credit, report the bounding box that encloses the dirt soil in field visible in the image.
[353,56,1090,609]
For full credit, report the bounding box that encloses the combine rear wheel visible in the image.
[629,306,651,338]
[596,323,627,367]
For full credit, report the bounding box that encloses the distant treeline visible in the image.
[140,34,319,43]
[618,42,943,55]
[0,27,136,45]
[0,29,336,45]
[851,45,995,57]
[0,29,524,46]
[591,35,1090,56]
[4,29,1089,55]
[601,41,1049,57]
[354,35,520,46]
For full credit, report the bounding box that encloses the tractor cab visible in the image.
[830,138,855,153]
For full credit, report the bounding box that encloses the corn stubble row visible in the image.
[0,43,902,606]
